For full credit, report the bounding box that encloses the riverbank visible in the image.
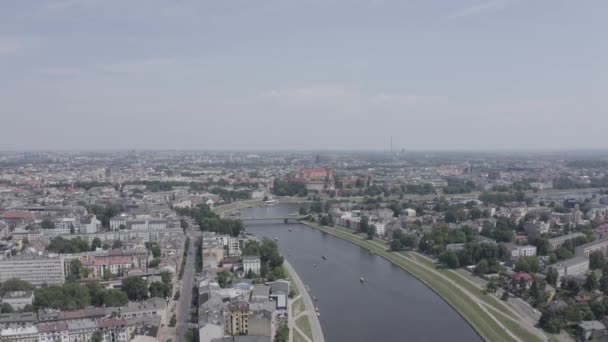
[284,259,325,342]
[300,220,548,342]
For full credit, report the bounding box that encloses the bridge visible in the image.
[240,216,306,222]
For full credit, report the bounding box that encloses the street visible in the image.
[176,231,198,341]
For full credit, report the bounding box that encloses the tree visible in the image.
[514,256,540,273]
[590,251,606,270]
[600,266,608,294]
[275,323,289,342]
[112,240,123,249]
[367,224,376,240]
[180,218,189,231]
[360,216,369,235]
[546,267,559,286]
[69,259,83,280]
[585,273,599,292]
[169,314,177,327]
[103,289,128,307]
[299,207,307,215]
[40,219,55,229]
[0,303,14,313]
[440,251,460,269]
[501,291,510,301]
[91,331,103,342]
[217,270,231,288]
[0,278,34,296]
[91,237,102,251]
[390,239,403,251]
[149,281,170,298]
[486,279,498,293]
[151,245,161,258]
[121,277,148,301]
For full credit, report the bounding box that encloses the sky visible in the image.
[0,0,607,151]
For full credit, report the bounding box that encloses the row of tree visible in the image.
[176,204,244,237]
[47,236,123,254]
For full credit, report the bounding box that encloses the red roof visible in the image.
[38,322,68,333]
[2,211,33,219]
[513,272,534,283]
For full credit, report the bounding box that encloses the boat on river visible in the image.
[360,277,365,283]
[321,256,327,260]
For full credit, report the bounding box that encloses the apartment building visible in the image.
[548,232,586,251]
[225,301,249,336]
[0,254,65,286]
[575,238,608,258]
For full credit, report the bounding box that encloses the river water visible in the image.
[241,204,481,342]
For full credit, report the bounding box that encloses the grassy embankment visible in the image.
[301,221,545,342]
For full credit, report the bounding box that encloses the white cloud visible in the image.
[449,0,514,18]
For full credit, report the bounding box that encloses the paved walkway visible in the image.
[284,259,325,342]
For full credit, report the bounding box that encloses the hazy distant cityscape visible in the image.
[0,150,606,341]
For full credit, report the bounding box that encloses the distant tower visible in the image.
[390,136,393,153]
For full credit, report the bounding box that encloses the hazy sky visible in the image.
[1,0,607,151]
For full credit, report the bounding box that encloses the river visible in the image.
[241,204,482,342]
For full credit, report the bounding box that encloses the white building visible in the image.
[79,215,100,234]
[1,326,38,342]
[243,256,261,275]
[251,190,266,199]
[403,208,417,217]
[0,254,65,286]
[110,215,128,230]
[511,245,537,260]
[374,223,385,236]
[56,218,77,231]
[548,256,589,280]
[228,238,241,257]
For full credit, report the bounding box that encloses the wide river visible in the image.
[241,204,481,342]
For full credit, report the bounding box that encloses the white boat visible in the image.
[316,312,320,317]
[360,277,365,283]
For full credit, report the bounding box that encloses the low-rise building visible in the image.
[511,245,537,260]
[547,232,586,251]
[576,237,608,258]
[548,256,589,280]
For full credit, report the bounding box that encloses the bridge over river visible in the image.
[240,215,306,222]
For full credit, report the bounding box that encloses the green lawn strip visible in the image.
[292,298,305,317]
[293,328,309,342]
[295,315,313,340]
[398,251,520,321]
[305,222,533,342]
[485,305,545,342]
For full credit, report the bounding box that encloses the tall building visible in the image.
[226,301,249,336]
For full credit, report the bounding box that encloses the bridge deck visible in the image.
[240,216,306,221]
